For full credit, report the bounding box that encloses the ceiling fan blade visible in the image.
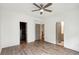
[44,9,52,12]
[40,12,43,15]
[33,3,41,8]
[32,9,41,12]
[44,3,52,8]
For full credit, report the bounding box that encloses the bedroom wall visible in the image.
[0,15,1,53]
[0,9,41,48]
[44,16,62,44]
[0,21,1,53]
[64,9,79,52]
[43,3,79,52]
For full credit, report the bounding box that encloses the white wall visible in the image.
[0,9,41,48]
[0,15,1,53]
[0,20,1,53]
[44,3,79,52]
[44,16,63,44]
[64,9,79,52]
[0,19,1,52]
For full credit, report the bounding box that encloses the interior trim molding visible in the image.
[0,48,2,54]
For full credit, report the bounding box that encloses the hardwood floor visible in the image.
[1,40,79,55]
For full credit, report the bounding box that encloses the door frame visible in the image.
[20,22,27,44]
[56,21,64,46]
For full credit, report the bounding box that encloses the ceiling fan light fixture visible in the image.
[32,3,52,15]
[40,9,43,12]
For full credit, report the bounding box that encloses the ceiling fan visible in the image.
[32,3,52,15]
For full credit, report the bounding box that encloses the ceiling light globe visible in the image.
[40,9,43,12]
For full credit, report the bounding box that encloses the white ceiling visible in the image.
[0,3,79,19]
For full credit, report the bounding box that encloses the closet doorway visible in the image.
[35,24,45,42]
[20,22,27,44]
[56,21,64,46]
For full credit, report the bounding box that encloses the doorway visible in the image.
[35,24,40,41]
[20,22,27,44]
[41,24,45,41]
[56,21,64,46]
[35,24,45,42]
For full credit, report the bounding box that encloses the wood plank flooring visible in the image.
[1,40,79,55]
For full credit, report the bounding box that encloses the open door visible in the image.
[40,24,45,41]
[56,21,64,46]
[35,24,40,41]
[20,22,27,44]
[35,24,45,41]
